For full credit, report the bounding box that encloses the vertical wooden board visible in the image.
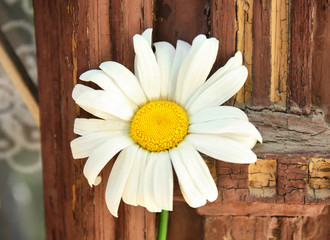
[153,0,209,45]
[35,0,155,239]
[252,0,271,107]
[270,0,289,110]
[167,202,204,240]
[288,0,314,115]
[108,0,155,239]
[210,0,236,67]
[234,0,253,108]
[109,0,153,70]
[34,0,100,239]
[87,3,118,238]
[312,1,330,122]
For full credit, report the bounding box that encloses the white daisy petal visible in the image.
[185,134,257,164]
[189,119,262,143]
[143,152,162,212]
[174,36,219,106]
[99,62,147,106]
[83,135,133,187]
[75,89,137,121]
[207,51,243,83]
[134,29,153,81]
[74,118,129,135]
[105,144,138,217]
[70,132,126,159]
[137,149,148,207]
[153,151,173,211]
[169,147,206,208]
[189,106,248,124]
[72,85,118,119]
[133,34,161,100]
[72,84,93,101]
[185,52,243,107]
[142,28,153,46]
[177,142,218,202]
[220,134,258,149]
[186,66,248,115]
[168,40,191,99]
[154,42,176,99]
[122,147,143,206]
[79,70,122,94]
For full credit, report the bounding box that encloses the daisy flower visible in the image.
[70,29,262,217]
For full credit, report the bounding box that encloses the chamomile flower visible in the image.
[70,29,262,217]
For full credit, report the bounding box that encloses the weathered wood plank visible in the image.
[34,1,96,239]
[234,0,253,108]
[312,0,330,122]
[198,203,327,217]
[251,0,271,107]
[202,208,330,240]
[35,0,155,239]
[153,0,209,45]
[288,0,314,115]
[270,0,289,110]
[247,109,330,156]
[108,1,155,239]
[210,0,236,67]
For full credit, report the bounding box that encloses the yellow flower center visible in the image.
[130,100,189,152]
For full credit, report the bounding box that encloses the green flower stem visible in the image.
[158,210,169,240]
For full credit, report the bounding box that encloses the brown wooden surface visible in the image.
[288,0,314,115]
[153,0,209,45]
[210,0,236,67]
[251,0,271,107]
[312,0,330,122]
[34,0,330,239]
[34,0,155,239]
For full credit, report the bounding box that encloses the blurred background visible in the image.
[0,0,45,239]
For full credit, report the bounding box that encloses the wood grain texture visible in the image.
[108,1,155,239]
[34,1,92,239]
[202,206,330,240]
[288,0,314,115]
[153,0,209,45]
[34,0,154,239]
[234,0,253,108]
[251,0,271,107]
[210,0,236,67]
[312,0,330,122]
[270,0,289,110]
[248,109,330,156]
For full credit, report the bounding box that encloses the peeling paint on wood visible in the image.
[270,0,289,109]
[308,158,330,200]
[248,160,277,198]
[234,0,253,108]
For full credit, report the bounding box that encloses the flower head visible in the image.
[71,29,262,217]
